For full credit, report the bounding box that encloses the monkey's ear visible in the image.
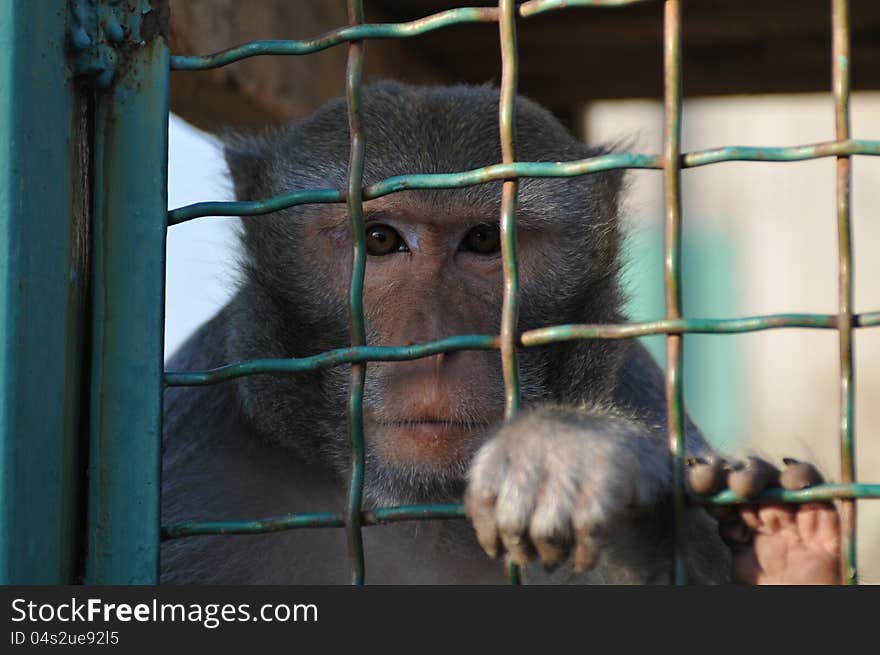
[222,131,268,201]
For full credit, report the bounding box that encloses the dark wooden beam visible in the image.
[169,0,880,133]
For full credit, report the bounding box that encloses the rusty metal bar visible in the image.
[164,313,880,386]
[161,483,880,540]
[169,7,500,69]
[168,140,880,225]
[662,0,687,586]
[832,0,857,586]
[85,2,170,584]
[520,0,652,16]
[344,0,367,586]
[498,0,523,586]
[168,0,654,70]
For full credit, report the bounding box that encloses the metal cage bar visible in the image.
[167,0,653,71]
[167,140,880,225]
[344,0,368,586]
[85,9,169,584]
[497,0,523,586]
[0,1,91,584]
[160,482,880,539]
[662,0,687,585]
[162,312,880,387]
[832,0,857,586]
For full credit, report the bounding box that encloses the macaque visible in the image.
[162,82,839,584]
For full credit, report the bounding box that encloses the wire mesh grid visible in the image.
[162,0,880,585]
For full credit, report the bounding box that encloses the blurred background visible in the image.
[165,0,880,580]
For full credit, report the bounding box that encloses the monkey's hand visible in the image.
[687,457,841,585]
[465,406,675,572]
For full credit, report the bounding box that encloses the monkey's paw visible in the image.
[687,456,842,585]
[464,407,671,572]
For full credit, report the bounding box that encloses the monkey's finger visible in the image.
[465,441,507,559]
[570,488,607,573]
[497,522,535,566]
[796,502,840,552]
[753,502,796,535]
[532,535,571,572]
[495,469,541,566]
[779,458,825,490]
[738,505,763,532]
[571,530,601,573]
[528,475,576,571]
[727,456,780,499]
[686,456,727,496]
[779,459,837,549]
[465,491,502,559]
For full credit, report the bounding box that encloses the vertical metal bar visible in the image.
[831,0,857,585]
[0,1,90,583]
[498,0,523,585]
[344,0,367,586]
[663,0,687,585]
[85,1,169,583]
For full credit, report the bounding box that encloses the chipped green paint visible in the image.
[69,0,156,88]
[84,1,169,584]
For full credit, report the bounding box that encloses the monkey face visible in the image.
[303,192,557,476]
[225,83,628,504]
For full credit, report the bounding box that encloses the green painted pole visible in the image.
[0,1,91,584]
[85,1,170,584]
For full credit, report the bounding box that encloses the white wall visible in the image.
[165,115,239,357]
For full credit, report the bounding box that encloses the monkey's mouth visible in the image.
[373,416,491,433]
[374,418,484,439]
[367,418,489,468]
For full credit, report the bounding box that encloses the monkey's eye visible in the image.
[461,223,501,255]
[365,224,406,256]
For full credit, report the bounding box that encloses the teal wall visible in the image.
[622,227,743,451]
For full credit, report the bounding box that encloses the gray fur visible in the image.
[161,82,729,584]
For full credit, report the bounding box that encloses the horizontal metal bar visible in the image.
[162,505,466,539]
[161,484,880,539]
[169,7,499,70]
[168,188,341,225]
[520,0,652,16]
[162,512,345,538]
[520,312,880,344]
[165,335,499,385]
[167,139,880,224]
[363,505,467,524]
[708,483,880,505]
[164,313,880,386]
[169,1,654,70]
